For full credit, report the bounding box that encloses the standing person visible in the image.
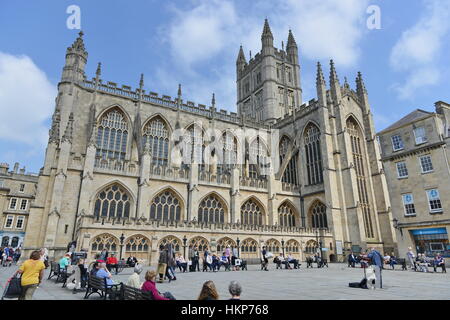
[14,250,45,300]
[167,244,177,281]
[231,245,239,271]
[261,246,268,271]
[13,248,21,263]
[367,247,384,289]
[225,245,231,265]
[203,247,212,272]
[157,245,168,283]
[197,280,219,300]
[406,247,416,271]
[193,246,200,272]
[78,258,88,289]
[0,247,3,265]
[188,245,194,272]
[39,248,49,269]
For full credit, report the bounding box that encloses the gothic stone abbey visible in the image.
[22,20,397,264]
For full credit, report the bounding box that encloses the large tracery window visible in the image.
[266,239,281,253]
[189,236,209,252]
[278,202,297,227]
[94,184,131,219]
[304,124,323,185]
[150,190,182,222]
[310,202,328,229]
[96,108,128,161]
[347,117,374,238]
[285,239,300,254]
[159,236,181,252]
[249,137,269,178]
[240,198,264,226]
[217,237,236,253]
[279,136,298,186]
[125,235,149,253]
[198,194,226,224]
[183,124,205,170]
[305,240,318,254]
[91,234,118,252]
[218,131,238,175]
[142,117,169,166]
[240,238,258,254]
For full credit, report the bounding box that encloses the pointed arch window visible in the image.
[347,117,374,238]
[159,236,181,252]
[310,202,327,229]
[150,190,182,222]
[218,131,238,175]
[249,137,269,178]
[94,184,131,219]
[182,124,205,170]
[240,198,264,226]
[96,109,128,160]
[142,117,169,166]
[279,136,298,186]
[198,194,226,224]
[304,124,323,185]
[278,202,297,227]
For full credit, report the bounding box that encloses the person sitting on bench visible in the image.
[106,253,119,275]
[433,254,446,273]
[348,252,357,268]
[306,256,314,268]
[286,254,300,269]
[219,252,230,271]
[389,253,398,270]
[175,253,187,273]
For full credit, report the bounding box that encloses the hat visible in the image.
[97,259,105,263]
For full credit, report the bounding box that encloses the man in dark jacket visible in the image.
[157,245,168,283]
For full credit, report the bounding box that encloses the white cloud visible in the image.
[390,0,450,99]
[157,0,370,111]
[0,52,56,145]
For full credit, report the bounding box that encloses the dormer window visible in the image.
[413,127,427,145]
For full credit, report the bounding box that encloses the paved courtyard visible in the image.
[1,263,448,300]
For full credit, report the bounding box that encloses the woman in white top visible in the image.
[126,264,143,288]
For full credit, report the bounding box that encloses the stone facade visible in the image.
[377,101,450,258]
[21,21,396,265]
[0,162,38,249]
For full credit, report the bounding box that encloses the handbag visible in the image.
[2,274,22,299]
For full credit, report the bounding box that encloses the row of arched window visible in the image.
[95,107,324,185]
[90,233,320,259]
[93,184,328,228]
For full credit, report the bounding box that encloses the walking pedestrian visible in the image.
[367,247,384,289]
[406,247,416,271]
[14,250,45,300]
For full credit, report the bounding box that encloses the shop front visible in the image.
[410,227,449,258]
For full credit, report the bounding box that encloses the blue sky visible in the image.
[1,0,450,173]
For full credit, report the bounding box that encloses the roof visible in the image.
[378,109,434,134]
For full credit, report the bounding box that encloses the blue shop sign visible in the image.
[410,228,447,236]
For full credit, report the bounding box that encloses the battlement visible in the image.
[273,98,320,128]
[80,77,268,129]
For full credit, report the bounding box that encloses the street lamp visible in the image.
[281,238,285,255]
[236,237,240,257]
[183,235,187,258]
[119,233,125,261]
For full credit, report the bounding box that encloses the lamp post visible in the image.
[281,238,285,256]
[183,235,187,258]
[119,233,125,261]
[315,228,322,258]
[236,237,240,258]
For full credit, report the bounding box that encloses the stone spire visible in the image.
[49,110,61,144]
[140,73,145,90]
[329,59,341,103]
[356,72,367,96]
[287,29,297,48]
[316,62,327,107]
[177,83,182,108]
[69,31,87,55]
[96,62,101,78]
[211,93,216,108]
[261,19,274,50]
[61,112,74,143]
[344,76,350,89]
[236,45,247,73]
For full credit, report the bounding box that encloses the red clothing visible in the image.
[106,257,117,265]
[141,280,169,300]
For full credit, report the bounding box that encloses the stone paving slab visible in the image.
[0,263,448,300]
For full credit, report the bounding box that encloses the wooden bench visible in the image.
[48,262,68,283]
[120,284,154,300]
[84,275,121,300]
